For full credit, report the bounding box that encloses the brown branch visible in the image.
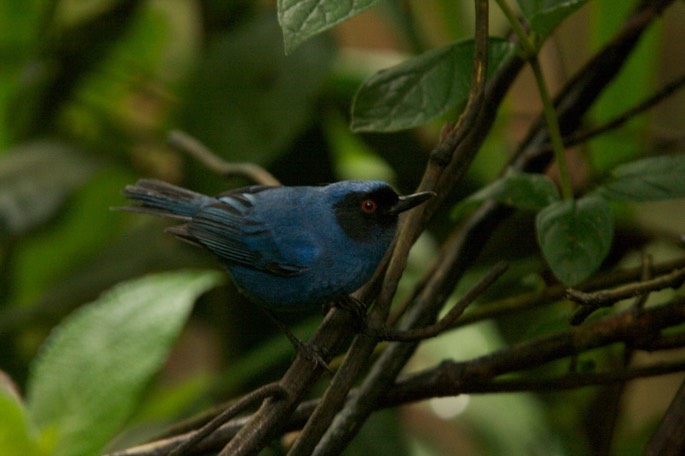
[295,3,493,455]
[456,257,685,328]
[167,130,280,186]
[387,361,685,398]
[168,382,285,456]
[567,266,685,325]
[111,309,685,456]
[369,261,508,341]
[538,71,685,153]
[389,296,685,404]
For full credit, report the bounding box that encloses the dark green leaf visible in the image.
[598,154,685,202]
[517,0,588,39]
[0,141,100,240]
[26,270,223,456]
[278,0,381,54]
[454,170,560,219]
[536,196,613,285]
[351,38,515,132]
[179,15,333,165]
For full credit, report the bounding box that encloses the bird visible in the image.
[120,179,434,367]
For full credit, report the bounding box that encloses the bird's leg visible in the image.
[263,309,333,374]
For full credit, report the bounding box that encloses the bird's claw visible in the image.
[293,339,333,374]
[328,296,368,332]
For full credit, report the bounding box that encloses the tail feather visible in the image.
[121,179,212,219]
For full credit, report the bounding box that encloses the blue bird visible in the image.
[121,179,433,366]
[122,179,433,309]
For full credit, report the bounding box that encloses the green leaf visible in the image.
[278,0,381,54]
[517,0,588,39]
[598,154,685,202]
[0,390,49,456]
[454,170,560,219]
[26,270,223,456]
[536,196,613,285]
[350,38,516,132]
[179,14,333,165]
[0,141,100,240]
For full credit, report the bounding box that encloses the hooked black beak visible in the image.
[388,190,436,215]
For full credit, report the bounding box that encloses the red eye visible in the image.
[361,199,377,214]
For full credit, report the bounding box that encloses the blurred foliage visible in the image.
[0,0,684,455]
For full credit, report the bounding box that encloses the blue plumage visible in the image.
[122,179,433,311]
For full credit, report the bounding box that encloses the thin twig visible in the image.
[545,72,685,153]
[456,257,685,328]
[369,261,508,341]
[167,130,280,186]
[567,266,685,325]
[168,382,286,456]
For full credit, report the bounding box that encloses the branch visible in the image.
[567,266,685,325]
[549,71,685,152]
[369,261,508,341]
[455,257,685,328]
[112,302,685,456]
[168,383,285,455]
[167,130,280,186]
[389,296,685,404]
[296,2,494,455]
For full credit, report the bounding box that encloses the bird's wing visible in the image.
[181,187,308,277]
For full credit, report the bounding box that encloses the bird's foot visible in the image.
[263,309,333,374]
[291,338,333,374]
[324,296,368,332]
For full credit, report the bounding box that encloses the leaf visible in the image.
[179,14,333,165]
[453,170,560,219]
[350,38,516,132]
[0,141,100,240]
[26,270,223,456]
[0,390,48,456]
[536,196,613,285]
[598,154,685,202]
[278,0,381,54]
[516,0,588,39]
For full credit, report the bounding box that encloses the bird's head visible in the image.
[327,181,434,241]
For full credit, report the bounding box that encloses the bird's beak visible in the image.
[388,191,436,215]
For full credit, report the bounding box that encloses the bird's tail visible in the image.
[120,179,212,220]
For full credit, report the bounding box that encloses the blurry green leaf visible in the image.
[0,1,46,145]
[0,390,49,456]
[453,170,560,219]
[179,14,333,165]
[278,0,381,54]
[536,195,613,285]
[517,0,588,39]
[0,141,99,240]
[26,270,223,456]
[10,167,136,309]
[350,38,515,132]
[598,154,685,202]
